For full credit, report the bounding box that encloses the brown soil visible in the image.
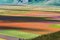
[0,22,60,32]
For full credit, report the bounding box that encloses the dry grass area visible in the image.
[0,5,60,11]
[0,10,60,18]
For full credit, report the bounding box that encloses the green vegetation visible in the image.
[0,10,29,15]
[51,24,60,28]
[0,29,40,39]
[32,31,60,40]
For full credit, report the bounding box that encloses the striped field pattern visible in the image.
[0,0,60,40]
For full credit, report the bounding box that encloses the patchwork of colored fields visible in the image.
[0,5,60,40]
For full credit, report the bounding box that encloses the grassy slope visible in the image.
[32,31,60,40]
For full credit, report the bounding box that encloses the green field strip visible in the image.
[0,10,29,15]
[51,24,60,28]
[0,29,40,39]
